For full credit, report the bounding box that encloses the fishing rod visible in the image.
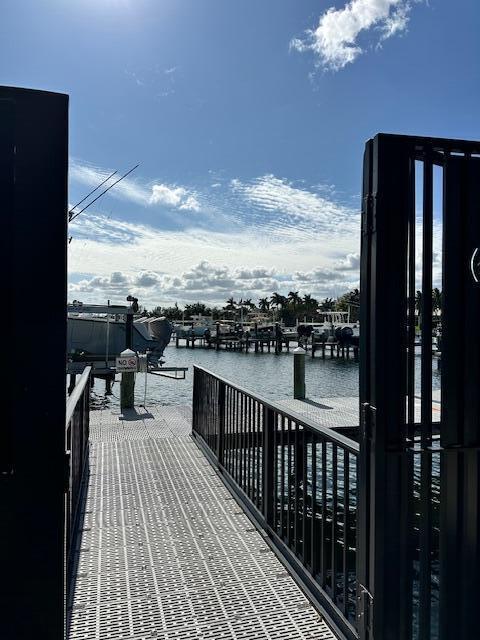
[68,169,117,221]
[69,163,140,223]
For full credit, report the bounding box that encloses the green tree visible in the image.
[432,287,442,316]
[184,302,210,319]
[258,297,270,312]
[287,291,302,310]
[319,297,336,312]
[302,293,318,314]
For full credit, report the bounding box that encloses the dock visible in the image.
[68,404,337,640]
[174,335,359,360]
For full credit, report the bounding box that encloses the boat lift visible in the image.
[67,301,188,381]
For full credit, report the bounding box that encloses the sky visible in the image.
[1,0,479,308]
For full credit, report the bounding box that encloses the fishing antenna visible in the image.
[68,170,118,220]
[69,164,140,222]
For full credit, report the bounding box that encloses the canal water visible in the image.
[92,343,360,408]
[92,342,441,410]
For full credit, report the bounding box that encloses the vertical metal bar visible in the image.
[343,450,350,616]
[263,406,275,527]
[407,157,416,433]
[280,416,285,540]
[311,434,317,575]
[358,134,412,640]
[419,155,433,640]
[421,155,433,433]
[223,385,228,470]
[294,422,301,555]
[233,389,238,484]
[287,418,292,545]
[331,444,338,603]
[321,440,327,588]
[302,428,308,563]
[247,395,251,497]
[217,381,225,467]
[257,401,261,508]
[272,410,278,533]
[0,99,14,477]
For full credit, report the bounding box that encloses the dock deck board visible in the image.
[68,404,337,640]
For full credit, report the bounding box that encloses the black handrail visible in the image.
[192,365,359,640]
[65,366,91,558]
[193,365,359,454]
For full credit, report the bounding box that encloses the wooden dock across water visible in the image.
[68,404,337,640]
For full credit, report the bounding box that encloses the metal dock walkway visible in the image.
[68,405,336,640]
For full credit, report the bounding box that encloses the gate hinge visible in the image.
[64,450,71,492]
[361,194,376,236]
[361,403,376,441]
[357,583,373,634]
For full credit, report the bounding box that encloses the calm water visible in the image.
[92,342,442,410]
[92,342,362,408]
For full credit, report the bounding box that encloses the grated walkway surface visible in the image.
[68,404,337,640]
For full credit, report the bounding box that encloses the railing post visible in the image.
[263,407,275,526]
[217,380,225,467]
[192,367,199,433]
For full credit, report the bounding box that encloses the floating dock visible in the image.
[68,404,337,640]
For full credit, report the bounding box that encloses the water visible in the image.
[92,342,361,408]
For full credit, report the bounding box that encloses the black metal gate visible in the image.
[359,134,480,640]
[0,86,68,639]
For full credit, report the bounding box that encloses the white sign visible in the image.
[116,355,138,372]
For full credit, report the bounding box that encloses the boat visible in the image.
[67,303,172,365]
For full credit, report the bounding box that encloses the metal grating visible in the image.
[68,405,337,640]
[277,396,359,429]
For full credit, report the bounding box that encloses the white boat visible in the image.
[68,310,172,361]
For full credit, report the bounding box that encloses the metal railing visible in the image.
[65,366,91,557]
[192,365,359,640]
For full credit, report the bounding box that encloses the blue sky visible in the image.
[1,0,479,307]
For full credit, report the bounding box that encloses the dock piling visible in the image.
[293,346,306,399]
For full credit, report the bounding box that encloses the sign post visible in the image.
[117,348,137,410]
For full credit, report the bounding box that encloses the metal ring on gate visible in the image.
[471,247,480,283]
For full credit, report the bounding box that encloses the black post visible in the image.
[358,134,413,640]
[217,381,225,467]
[263,407,275,526]
[0,87,68,640]
[126,310,133,349]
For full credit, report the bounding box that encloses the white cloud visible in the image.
[231,175,358,235]
[291,0,420,71]
[68,164,362,306]
[70,159,200,212]
[335,252,360,270]
[149,184,200,211]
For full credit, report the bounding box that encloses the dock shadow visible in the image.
[119,408,154,421]
[301,399,334,410]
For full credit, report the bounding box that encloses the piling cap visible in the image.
[120,348,136,357]
[293,346,306,354]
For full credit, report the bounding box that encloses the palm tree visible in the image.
[288,291,301,309]
[270,293,287,322]
[224,296,237,320]
[320,297,335,312]
[303,293,318,311]
[270,292,287,309]
[258,297,270,312]
[432,288,442,316]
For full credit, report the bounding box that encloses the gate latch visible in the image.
[357,584,373,634]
